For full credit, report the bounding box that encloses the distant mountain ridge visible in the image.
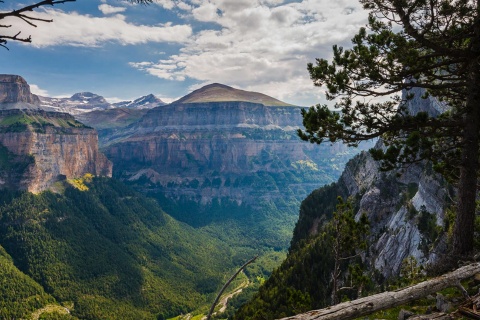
[0,74,165,115]
[113,93,166,109]
[39,92,165,114]
[173,83,295,106]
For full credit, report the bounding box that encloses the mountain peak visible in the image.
[173,83,295,106]
[0,74,41,105]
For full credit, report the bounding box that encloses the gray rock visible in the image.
[398,309,415,320]
[436,293,452,313]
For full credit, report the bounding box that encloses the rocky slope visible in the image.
[234,89,453,320]
[103,84,370,209]
[292,87,451,278]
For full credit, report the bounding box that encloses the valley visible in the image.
[0,74,370,319]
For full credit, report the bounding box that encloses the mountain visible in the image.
[235,88,451,319]
[113,94,166,109]
[101,84,372,231]
[0,76,272,319]
[173,83,294,106]
[0,74,41,106]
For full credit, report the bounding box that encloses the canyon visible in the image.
[101,84,367,211]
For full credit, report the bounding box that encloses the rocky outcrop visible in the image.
[0,74,41,105]
[0,109,112,193]
[293,88,451,278]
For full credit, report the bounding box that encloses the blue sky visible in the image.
[1,0,368,105]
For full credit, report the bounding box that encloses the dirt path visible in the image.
[218,279,249,313]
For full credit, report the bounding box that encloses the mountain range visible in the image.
[0,74,166,115]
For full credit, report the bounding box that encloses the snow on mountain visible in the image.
[37,93,164,115]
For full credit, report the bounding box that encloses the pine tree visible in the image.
[299,0,480,257]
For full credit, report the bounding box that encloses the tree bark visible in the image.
[453,8,480,256]
[277,263,480,320]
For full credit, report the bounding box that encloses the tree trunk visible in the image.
[453,11,480,257]
[277,263,480,320]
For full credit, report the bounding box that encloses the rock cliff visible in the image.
[0,74,41,105]
[104,93,369,208]
[292,87,451,277]
[0,109,112,193]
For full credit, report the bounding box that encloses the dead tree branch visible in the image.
[0,0,76,49]
[206,256,257,320]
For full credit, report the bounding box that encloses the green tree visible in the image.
[299,0,480,257]
[328,197,369,305]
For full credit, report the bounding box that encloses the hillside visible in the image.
[0,243,61,319]
[0,178,239,319]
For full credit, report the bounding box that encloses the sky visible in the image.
[1,0,368,106]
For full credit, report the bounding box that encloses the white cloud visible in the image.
[99,4,127,15]
[130,0,368,105]
[155,0,176,10]
[29,84,49,97]
[3,9,192,47]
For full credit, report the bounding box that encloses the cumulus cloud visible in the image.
[2,9,192,47]
[99,4,127,15]
[130,0,368,105]
[29,84,49,97]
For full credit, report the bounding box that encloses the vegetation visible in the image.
[0,110,88,133]
[0,244,58,319]
[234,198,371,320]
[0,178,242,318]
[298,0,480,257]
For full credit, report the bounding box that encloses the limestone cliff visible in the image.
[0,109,112,193]
[104,98,368,207]
[0,74,41,105]
[292,87,451,278]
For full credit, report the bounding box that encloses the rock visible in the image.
[0,74,40,104]
[291,87,451,278]
[398,309,415,320]
[436,293,452,313]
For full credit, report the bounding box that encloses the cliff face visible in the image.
[0,75,41,105]
[104,101,366,206]
[0,109,112,193]
[292,87,451,277]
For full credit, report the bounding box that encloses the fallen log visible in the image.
[278,262,480,320]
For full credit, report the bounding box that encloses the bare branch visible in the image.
[206,256,258,320]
